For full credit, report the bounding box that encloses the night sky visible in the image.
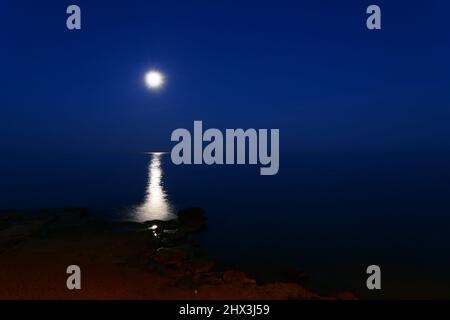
[1,0,449,153]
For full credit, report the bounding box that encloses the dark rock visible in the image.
[193,272,224,285]
[38,208,90,233]
[285,266,309,284]
[222,270,256,285]
[144,219,180,230]
[0,219,49,252]
[334,291,358,300]
[162,267,187,279]
[163,228,189,241]
[154,247,189,266]
[173,277,196,290]
[184,259,214,274]
[0,212,25,228]
[188,239,201,247]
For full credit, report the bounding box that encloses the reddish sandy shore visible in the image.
[0,209,354,300]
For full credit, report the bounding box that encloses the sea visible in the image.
[1,150,450,298]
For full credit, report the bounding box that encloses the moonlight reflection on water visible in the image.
[133,152,175,221]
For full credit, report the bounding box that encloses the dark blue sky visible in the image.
[1,0,449,152]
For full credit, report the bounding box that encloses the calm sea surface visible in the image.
[1,150,450,298]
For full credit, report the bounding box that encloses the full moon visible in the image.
[145,70,165,89]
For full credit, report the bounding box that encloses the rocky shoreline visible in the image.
[0,208,355,300]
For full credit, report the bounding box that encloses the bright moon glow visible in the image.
[145,70,164,89]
